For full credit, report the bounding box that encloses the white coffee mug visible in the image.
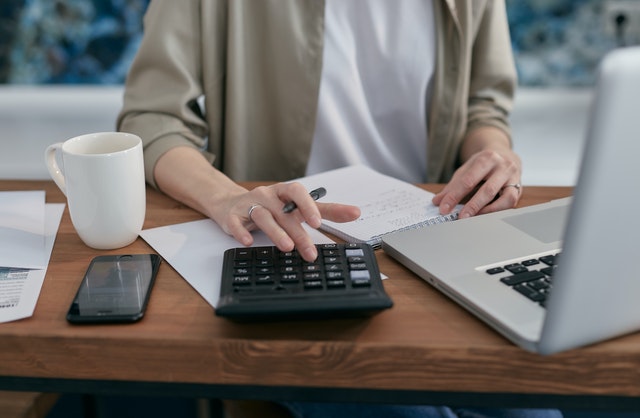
[45,132,146,250]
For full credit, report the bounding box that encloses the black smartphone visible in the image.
[66,254,162,324]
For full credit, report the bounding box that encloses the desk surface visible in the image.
[2,180,639,409]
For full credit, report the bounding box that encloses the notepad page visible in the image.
[293,165,459,246]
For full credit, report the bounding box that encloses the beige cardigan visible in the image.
[118,0,516,188]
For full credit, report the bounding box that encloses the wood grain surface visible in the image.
[3,180,639,401]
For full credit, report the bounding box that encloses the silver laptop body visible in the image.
[382,46,640,355]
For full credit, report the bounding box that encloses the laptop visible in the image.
[382,46,640,355]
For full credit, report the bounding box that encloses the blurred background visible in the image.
[1,0,638,86]
[2,0,640,185]
[0,0,148,85]
[4,0,638,185]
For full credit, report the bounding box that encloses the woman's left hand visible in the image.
[432,126,522,218]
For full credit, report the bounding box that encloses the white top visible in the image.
[306,0,436,183]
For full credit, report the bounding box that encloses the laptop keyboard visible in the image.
[485,253,559,307]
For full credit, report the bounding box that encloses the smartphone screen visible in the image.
[67,254,161,324]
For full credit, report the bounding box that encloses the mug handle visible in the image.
[44,143,67,196]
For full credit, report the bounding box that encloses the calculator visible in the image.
[216,243,393,320]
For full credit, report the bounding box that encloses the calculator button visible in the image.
[255,248,272,258]
[234,249,252,259]
[256,275,275,285]
[280,273,300,283]
[233,276,252,286]
[349,262,367,270]
[326,271,344,279]
[351,270,371,281]
[352,278,371,287]
[345,249,365,257]
[327,279,346,288]
[304,272,322,280]
[304,280,323,290]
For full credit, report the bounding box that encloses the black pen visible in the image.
[282,187,327,213]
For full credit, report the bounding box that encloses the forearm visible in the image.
[459,125,512,164]
[154,146,247,223]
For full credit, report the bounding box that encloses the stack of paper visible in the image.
[0,191,64,323]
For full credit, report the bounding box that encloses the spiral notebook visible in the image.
[294,165,459,248]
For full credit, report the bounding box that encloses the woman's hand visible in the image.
[216,182,360,262]
[432,126,522,218]
[154,146,360,262]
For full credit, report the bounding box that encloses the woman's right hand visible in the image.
[214,182,360,261]
[154,146,360,262]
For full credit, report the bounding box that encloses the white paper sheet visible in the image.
[140,219,333,308]
[0,190,47,269]
[0,203,65,323]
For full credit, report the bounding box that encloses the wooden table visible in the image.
[2,180,639,411]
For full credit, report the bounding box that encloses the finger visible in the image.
[434,157,498,215]
[224,212,255,247]
[247,203,296,253]
[317,202,361,223]
[284,223,319,262]
[239,185,320,261]
[269,209,321,262]
[432,191,455,215]
[457,172,513,218]
[433,173,487,215]
[477,184,522,215]
[459,169,525,218]
[278,183,323,228]
[248,201,320,261]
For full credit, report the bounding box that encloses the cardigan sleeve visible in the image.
[117,0,216,189]
[466,0,517,142]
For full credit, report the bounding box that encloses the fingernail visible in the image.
[308,215,321,228]
[459,212,471,219]
[278,236,294,252]
[440,203,450,214]
[303,245,318,262]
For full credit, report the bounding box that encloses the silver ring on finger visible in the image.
[247,203,262,222]
[501,183,522,195]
